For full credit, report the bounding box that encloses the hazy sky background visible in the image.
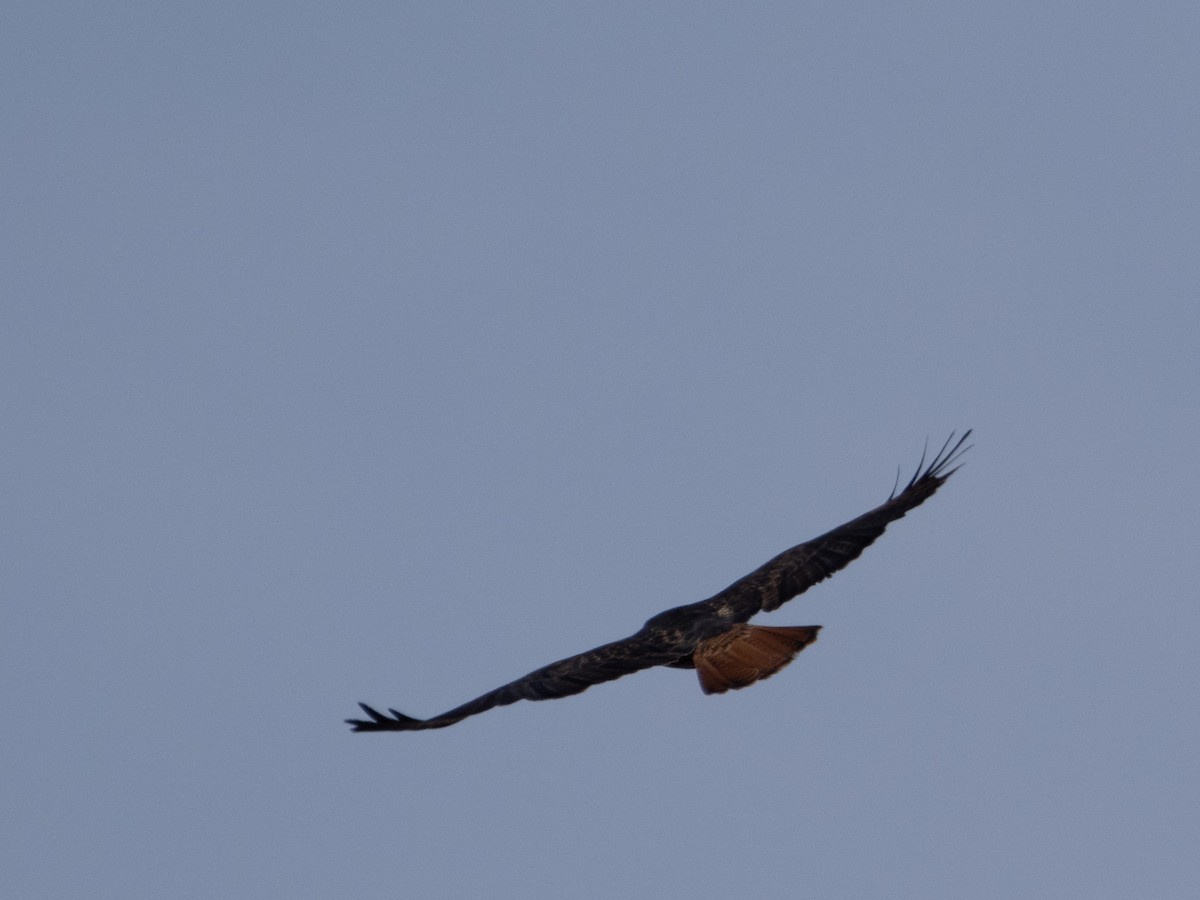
[5,3,1198,898]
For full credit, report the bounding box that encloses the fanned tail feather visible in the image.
[694,624,821,695]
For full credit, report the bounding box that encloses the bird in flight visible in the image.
[348,431,970,732]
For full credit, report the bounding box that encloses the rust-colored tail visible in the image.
[693,624,821,695]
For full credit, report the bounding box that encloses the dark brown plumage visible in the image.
[347,431,970,732]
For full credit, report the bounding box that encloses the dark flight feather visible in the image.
[347,431,970,732]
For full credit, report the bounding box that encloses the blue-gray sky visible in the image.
[5,3,1198,898]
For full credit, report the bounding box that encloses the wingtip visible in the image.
[885,430,971,501]
[346,702,426,732]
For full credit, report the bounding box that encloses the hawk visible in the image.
[348,431,970,732]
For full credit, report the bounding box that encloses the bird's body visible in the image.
[348,431,970,732]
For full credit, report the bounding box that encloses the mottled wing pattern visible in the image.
[704,431,971,621]
[347,630,685,731]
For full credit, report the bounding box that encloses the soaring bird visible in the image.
[348,431,970,732]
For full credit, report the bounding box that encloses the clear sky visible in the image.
[5,3,1198,898]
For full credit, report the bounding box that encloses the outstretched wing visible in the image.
[702,430,971,622]
[347,431,969,732]
[347,629,686,731]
